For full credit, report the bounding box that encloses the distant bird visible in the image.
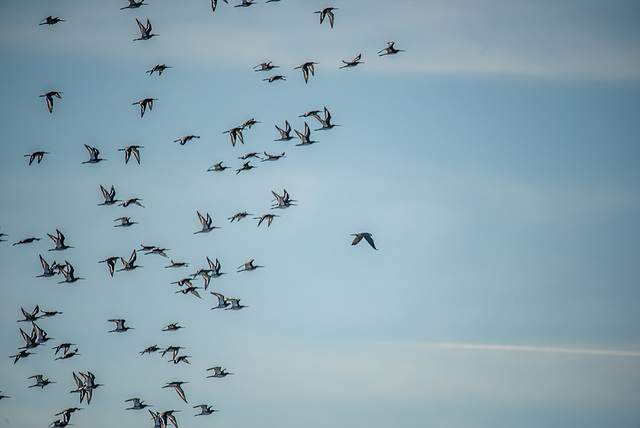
[163,381,188,403]
[210,292,230,309]
[237,259,262,272]
[55,347,79,360]
[161,346,184,358]
[313,106,339,130]
[10,349,32,364]
[165,260,189,268]
[126,398,151,410]
[211,0,228,12]
[53,343,76,356]
[299,109,321,118]
[32,322,52,345]
[40,91,61,113]
[295,61,318,83]
[18,305,40,322]
[99,256,119,277]
[132,98,156,117]
[108,318,133,333]
[98,185,118,206]
[162,323,183,332]
[223,127,244,146]
[19,327,38,349]
[133,18,158,41]
[159,410,180,428]
[225,298,247,310]
[118,145,143,164]
[351,232,377,250]
[140,345,160,355]
[41,309,63,317]
[207,161,229,172]
[118,250,141,271]
[175,284,202,299]
[28,374,55,389]
[194,404,218,416]
[264,75,286,83]
[169,353,191,365]
[47,229,72,251]
[228,211,251,222]
[315,7,337,28]
[24,151,49,165]
[58,261,83,283]
[235,161,255,174]
[206,366,234,378]
[239,152,261,160]
[174,135,200,145]
[271,189,296,209]
[119,198,144,208]
[39,16,65,25]
[255,213,279,227]
[378,41,405,56]
[82,144,105,164]
[274,121,293,141]
[121,0,146,9]
[146,64,171,75]
[145,247,169,257]
[114,217,137,227]
[234,0,255,7]
[242,118,260,129]
[195,211,218,234]
[254,61,279,71]
[294,122,318,146]
[37,255,59,278]
[340,53,363,68]
[207,257,225,278]
[262,151,285,161]
[13,237,40,246]
[0,392,9,400]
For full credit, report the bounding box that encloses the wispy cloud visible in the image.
[422,342,640,357]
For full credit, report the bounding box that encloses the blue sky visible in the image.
[1,0,640,427]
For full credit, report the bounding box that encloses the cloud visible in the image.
[422,341,640,357]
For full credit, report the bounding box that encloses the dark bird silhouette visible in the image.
[40,91,61,113]
[351,232,378,250]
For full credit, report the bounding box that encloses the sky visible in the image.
[1,0,640,427]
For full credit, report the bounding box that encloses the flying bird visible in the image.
[223,127,244,146]
[234,0,255,7]
[378,41,405,56]
[28,374,55,389]
[82,144,105,164]
[264,75,286,83]
[99,256,119,277]
[37,255,59,278]
[146,64,171,75]
[315,7,337,28]
[313,106,339,130]
[121,0,146,9]
[119,198,144,208]
[237,259,263,272]
[13,237,41,246]
[126,398,151,410]
[274,121,293,141]
[133,18,158,41]
[132,98,156,117]
[108,318,133,333]
[174,135,200,145]
[228,211,251,222]
[235,161,255,174]
[351,232,377,250]
[294,61,318,83]
[165,260,189,268]
[206,366,234,378]
[118,145,143,164]
[40,91,61,113]
[194,404,218,416]
[254,61,279,71]
[118,250,141,271]
[163,381,188,403]
[195,211,218,234]
[114,217,137,227]
[24,151,49,165]
[294,122,318,146]
[255,213,279,227]
[340,53,363,68]
[58,261,84,283]
[210,292,230,309]
[47,229,72,251]
[39,16,65,25]
[271,189,296,209]
[98,185,118,206]
[211,0,228,12]
[262,151,285,161]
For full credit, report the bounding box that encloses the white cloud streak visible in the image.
[422,342,640,357]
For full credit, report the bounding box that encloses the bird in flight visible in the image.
[133,18,158,41]
[121,0,146,9]
[82,144,105,164]
[39,16,65,25]
[174,135,200,145]
[195,211,218,234]
[351,233,378,250]
[118,145,143,164]
[132,98,156,117]
[146,64,171,75]
[98,185,118,205]
[378,41,405,56]
[24,151,50,165]
[315,7,338,28]
[254,61,279,72]
[295,62,318,83]
[274,121,293,141]
[340,53,363,69]
[40,91,61,113]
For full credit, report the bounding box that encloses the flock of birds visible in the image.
[4,1,399,427]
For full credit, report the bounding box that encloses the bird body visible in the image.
[351,232,378,250]
[134,18,158,41]
[25,151,50,165]
[378,41,405,56]
[118,145,143,164]
[315,7,338,28]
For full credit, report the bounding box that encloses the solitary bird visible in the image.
[28,374,55,389]
[351,232,377,250]
[294,122,318,146]
[254,61,279,71]
[195,211,218,234]
[163,381,188,403]
[340,53,363,68]
[47,229,72,251]
[133,18,158,41]
[118,145,143,164]
[274,121,293,141]
[132,98,156,117]
[207,161,229,172]
[146,64,171,75]
[40,91,61,113]
[237,259,262,272]
[108,318,133,333]
[194,404,218,416]
[294,61,318,83]
[174,135,200,145]
[82,144,105,164]
[378,41,405,56]
[39,16,65,25]
[99,185,118,206]
[121,0,146,9]
[118,250,141,271]
[24,151,50,165]
[315,7,337,28]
